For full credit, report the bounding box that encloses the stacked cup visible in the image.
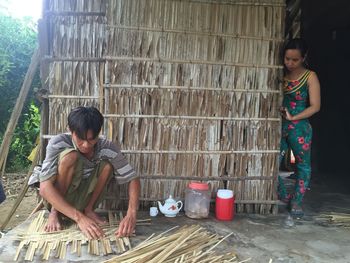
[215,189,235,221]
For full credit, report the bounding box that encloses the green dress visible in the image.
[278,70,313,207]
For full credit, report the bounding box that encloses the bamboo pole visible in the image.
[107,24,284,42]
[104,84,280,93]
[0,141,40,231]
[103,114,280,121]
[0,48,40,174]
[104,56,282,69]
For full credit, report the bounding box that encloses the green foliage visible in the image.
[0,15,39,135]
[0,15,41,172]
[6,102,40,172]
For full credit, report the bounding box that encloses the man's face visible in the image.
[71,129,98,155]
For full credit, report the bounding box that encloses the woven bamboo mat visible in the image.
[13,210,151,261]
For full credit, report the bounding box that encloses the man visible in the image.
[38,106,140,239]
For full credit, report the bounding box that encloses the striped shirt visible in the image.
[39,133,137,184]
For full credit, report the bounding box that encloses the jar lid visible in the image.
[188,182,209,190]
[217,189,233,199]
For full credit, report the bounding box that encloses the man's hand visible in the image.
[75,211,105,240]
[115,211,137,237]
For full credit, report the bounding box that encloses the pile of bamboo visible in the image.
[13,210,150,261]
[104,225,245,263]
[315,212,350,228]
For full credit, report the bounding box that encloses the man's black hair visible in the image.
[68,106,104,140]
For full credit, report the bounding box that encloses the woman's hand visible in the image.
[280,107,294,121]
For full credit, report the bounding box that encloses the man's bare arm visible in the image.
[115,177,140,237]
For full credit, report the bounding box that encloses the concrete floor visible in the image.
[0,176,349,263]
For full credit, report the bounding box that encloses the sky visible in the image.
[1,0,42,21]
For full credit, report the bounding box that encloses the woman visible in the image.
[278,38,321,217]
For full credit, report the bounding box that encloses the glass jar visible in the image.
[184,182,211,219]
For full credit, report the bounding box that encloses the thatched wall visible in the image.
[40,0,285,214]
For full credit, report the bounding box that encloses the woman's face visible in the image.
[284,49,304,72]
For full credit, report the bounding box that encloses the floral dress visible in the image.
[278,70,312,206]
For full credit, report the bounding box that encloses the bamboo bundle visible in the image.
[13,210,151,261]
[314,212,350,228]
[103,225,244,263]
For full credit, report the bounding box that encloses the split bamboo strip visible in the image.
[45,11,105,16]
[104,84,280,93]
[314,212,350,228]
[105,56,282,69]
[107,24,284,42]
[13,211,151,261]
[104,225,241,263]
[104,114,280,122]
[120,150,279,154]
[48,95,99,99]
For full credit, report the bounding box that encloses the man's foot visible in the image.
[84,209,106,225]
[45,211,62,232]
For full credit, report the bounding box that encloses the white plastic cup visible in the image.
[149,207,158,217]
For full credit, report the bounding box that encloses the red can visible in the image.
[215,189,234,221]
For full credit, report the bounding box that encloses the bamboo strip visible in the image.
[44,55,282,68]
[137,175,275,181]
[45,11,105,16]
[118,150,280,154]
[48,95,99,99]
[13,211,150,261]
[104,225,240,263]
[102,197,280,205]
[43,56,105,62]
[107,24,284,42]
[104,84,280,93]
[104,115,280,122]
[105,56,282,69]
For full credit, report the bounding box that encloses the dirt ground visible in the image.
[0,174,39,232]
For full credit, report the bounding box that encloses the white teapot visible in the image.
[157,195,183,217]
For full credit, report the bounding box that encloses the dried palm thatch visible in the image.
[104,225,246,263]
[13,210,151,261]
[40,0,285,214]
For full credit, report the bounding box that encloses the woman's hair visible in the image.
[283,38,309,69]
[68,106,104,140]
[283,38,308,58]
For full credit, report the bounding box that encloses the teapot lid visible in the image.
[164,195,176,203]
